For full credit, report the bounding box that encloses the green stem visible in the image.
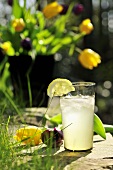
[2,90,24,123]
[75,47,82,54]
[24,0,26,8]
[42,97,54,126]
[26,54,36,107]
[27,74,32,107]
[6,116,10,132]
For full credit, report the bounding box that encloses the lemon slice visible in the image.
[47,78,75,98]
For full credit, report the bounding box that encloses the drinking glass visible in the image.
[60,82,95,151]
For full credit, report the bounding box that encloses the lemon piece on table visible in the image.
[47,78,75,98]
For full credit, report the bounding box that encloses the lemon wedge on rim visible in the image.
[47,78,75,98]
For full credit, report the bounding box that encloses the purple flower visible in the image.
[21,38,32,51]
[41,127,63,148]
[60,4,69,15]
[73,4,84,15]
[8,0,13,6]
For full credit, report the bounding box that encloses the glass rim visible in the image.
[72,82,96,87]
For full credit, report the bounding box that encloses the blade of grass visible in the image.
[27,74,32,107]
[2,90,24,123]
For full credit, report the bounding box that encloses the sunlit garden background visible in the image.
[0,0,113,124]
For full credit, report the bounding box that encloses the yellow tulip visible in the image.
[1,41,12,52]
[79,19,94,34]
[14,126,42,145]
[78,49,101,69]
[12,18,25,32]
[1,41,15,56]
[42,2,63,19]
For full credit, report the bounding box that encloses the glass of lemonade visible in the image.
[60,82,95,151]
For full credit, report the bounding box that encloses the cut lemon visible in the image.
[47,78,75,98]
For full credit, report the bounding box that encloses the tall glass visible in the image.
[60,82,95,151]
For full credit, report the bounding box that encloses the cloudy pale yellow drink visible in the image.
[60,82,95,151]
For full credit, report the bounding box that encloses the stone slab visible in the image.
[56,133,113,169]
[11,107,113,169]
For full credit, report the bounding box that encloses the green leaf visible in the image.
[103,124,113,134]
[50,113,62,125]
[24,9,36,24]
[48,44,62,54]
[7,47,15,56]
[60,36,72,45]
[54,3,74,33]
[94,113,106,139]
[43,35,55,45]
[69,44,75,56]
[37,12,45,31]
[51,38,62,46]
[73,33,84,42]
[12,0,23,18]
[0,61,11,92]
